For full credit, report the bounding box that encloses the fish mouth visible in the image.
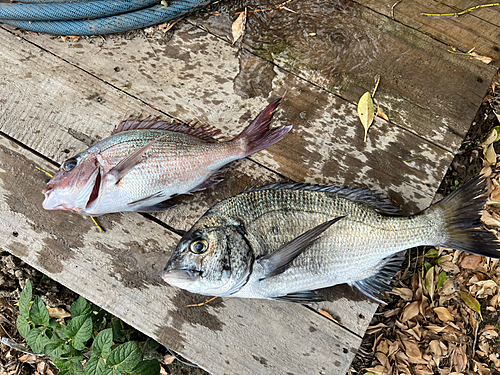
[162,268,201,284]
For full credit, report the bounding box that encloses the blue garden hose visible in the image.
[0,0,215,35]
[0,0,160,21]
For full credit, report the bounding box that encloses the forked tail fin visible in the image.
[233,98,292,156]
[425,175,500,258]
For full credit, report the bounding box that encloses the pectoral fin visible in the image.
[257,216,344,279]
[107,135,167,184]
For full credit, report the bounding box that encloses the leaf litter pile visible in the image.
[352,74,500,375]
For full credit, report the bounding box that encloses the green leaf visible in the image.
[357,92,375,142]
[64,315,93,351]
[19,279,32,317]
[44,341,69,359]
[70,297,91,318]
[92,328,113,359]
[460,291,483,320]
[83,356,110,375]
[129,359,160,375]
[423,261,432,275]
[424,248,439,258]
[26,327,52,353]
[107,342,141,372]
[29,296,50,326]
[436,271,447,289]
[16,314,32,339]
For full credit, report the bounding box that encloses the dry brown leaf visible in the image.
[473,359,491,375]
[482,210,500,227]
[163,354,176,365]
[401,301,420,322]
[460,254,483,269]
[474,280,497,298]
[18,354,37,363]
[47,307,71,319]
[485,143,498,165]
[387,340,400,358]
[481,329,499,340]
[232,9,247,44]
[413,364,434,375]
[376,102,390,122]
[433,306,454,322]
[366,324,387,335]
[37,361,47,375]
[453,345,467,373]
[470,51,493,64]
[428,340,442,367]
[480,129,498,147]
[376,339,389,355]
[317,309,339,324]
[389,287,413,301]
[403,339,422,360]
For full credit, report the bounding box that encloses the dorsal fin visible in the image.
[112,115,221,143]
[351,251,405,304]
[247,182,401,215]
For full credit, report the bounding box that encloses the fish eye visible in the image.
[62,158,77,172]
[189,239,208,254]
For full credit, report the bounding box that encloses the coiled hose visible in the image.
[0,0,215,35]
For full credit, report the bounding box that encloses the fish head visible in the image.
[162,214,254,297]
[42,152,102,213]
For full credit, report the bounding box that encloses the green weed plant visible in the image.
[16,279,160,375]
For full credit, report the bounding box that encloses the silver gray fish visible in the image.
[42,99,291,216]
[162,176,499,303]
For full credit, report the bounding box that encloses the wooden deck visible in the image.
[0,1,498,374]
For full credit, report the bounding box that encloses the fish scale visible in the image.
[163,176,500,303]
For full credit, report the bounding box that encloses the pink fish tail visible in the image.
[233,98,292,156]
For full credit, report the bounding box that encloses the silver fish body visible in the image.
[162,177,499,303]
[42,99,291,215]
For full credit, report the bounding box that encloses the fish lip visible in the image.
[161,268,201,283]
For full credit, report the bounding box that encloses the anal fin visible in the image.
[271,291,324,304]
[352,251,405,304]
[189,169,228,193]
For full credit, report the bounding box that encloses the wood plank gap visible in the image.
[185,19,459,154]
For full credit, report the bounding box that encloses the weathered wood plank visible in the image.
[0,24,381,336]
[9,23,454,215]
[0,136,362,375]
[0,11,476,371]
[191,0,497,150]
[0,25,386,339]
[356,0,500,65]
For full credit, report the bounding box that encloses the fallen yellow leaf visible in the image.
[47,307,71,319]
[357,92,375,142]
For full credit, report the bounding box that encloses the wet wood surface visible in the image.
[356,0,500,66]
[192,0,498,151]
[0,0,498,373]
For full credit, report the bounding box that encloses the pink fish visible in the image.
[42,99,291,215]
